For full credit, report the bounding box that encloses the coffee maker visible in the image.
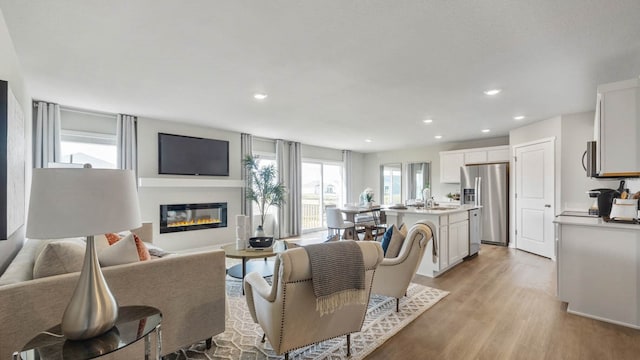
[587,188,619,217]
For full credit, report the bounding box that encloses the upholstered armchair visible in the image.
[371,221,434,311]
[243,241,384,359]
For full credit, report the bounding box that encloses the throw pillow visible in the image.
[380,225,394,255]
[93,234,110,253]
[385,223,407,258]
[33,240,85,279]
[104,232,151,261]
[99,232,141,266]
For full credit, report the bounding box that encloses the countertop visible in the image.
[554,215,640,230]
[384,204,481,215]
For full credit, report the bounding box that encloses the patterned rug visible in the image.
[167,278,448,360]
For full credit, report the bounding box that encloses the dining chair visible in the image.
[326,206,356,239]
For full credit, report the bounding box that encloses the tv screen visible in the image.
[158,133,229,176]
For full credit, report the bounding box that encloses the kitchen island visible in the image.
[385,204,481,277]
[554,215,640,329]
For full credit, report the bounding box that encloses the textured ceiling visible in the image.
[1,0,639,152]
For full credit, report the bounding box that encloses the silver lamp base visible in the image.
[61,235,119,340]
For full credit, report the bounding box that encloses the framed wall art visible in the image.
[0,80,25,240]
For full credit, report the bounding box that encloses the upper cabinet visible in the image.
[440,145,510,183]
[594,78,640,177]
[440,152,465,183]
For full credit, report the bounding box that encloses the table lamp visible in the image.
[26,166,141,340]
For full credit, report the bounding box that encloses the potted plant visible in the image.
[243,155,287,237]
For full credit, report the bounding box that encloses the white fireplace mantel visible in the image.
[138,177,245,188]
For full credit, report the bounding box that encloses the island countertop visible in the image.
[383,204,481,216]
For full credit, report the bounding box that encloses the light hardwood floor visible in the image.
[362,243,640,360]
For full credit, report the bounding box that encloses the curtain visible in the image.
[34,101,62,168]
[241,133,253,223]
[275,140,287,239]
[288,141,302,237]
[275,140,302,239]
[342,150,352,204]
[116,114,137,175]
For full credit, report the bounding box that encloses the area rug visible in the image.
[168,279,448,360]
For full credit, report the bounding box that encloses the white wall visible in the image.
[136,117,241,251]
[361,137,509,204]
[0,9,31,272]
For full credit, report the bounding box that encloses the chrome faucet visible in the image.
[426,197,435,209]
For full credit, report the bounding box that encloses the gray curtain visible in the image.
[275,140,302,238]
[342,150,352,204]
[288,141,302,237]
[34,101,62,168]
[116,114,137,175]
[240,133,253,222]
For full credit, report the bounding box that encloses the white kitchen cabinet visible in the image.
[440,145,510,183]
[440,151,464,183]
[439,224,449,269]
[556,218,640,329]
[594,78,640,177]
[487,146,510,162]
[448,213,469,264]
[464,150,487,164]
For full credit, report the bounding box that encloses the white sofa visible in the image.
[0,235,226,359]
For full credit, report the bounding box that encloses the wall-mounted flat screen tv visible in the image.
[158,133,229,176]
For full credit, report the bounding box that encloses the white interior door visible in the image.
[514,139,555,259]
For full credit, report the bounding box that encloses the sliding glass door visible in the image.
[301,161,343,232]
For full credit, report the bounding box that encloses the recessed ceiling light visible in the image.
[481,129,491,133]
[483,89,502,96]
[434,135,442,139]
[423,119,433,124]
[253,93,268,100]
[365,139,373,143]
[513,115,525,120]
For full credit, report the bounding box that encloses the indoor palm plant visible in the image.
[243,155,287,236]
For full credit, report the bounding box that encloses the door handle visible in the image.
[544,204,551,208]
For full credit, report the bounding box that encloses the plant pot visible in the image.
[254,225,266,237]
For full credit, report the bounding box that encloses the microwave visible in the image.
[584,141,598,177]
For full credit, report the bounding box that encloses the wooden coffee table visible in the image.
[222,244,279,293]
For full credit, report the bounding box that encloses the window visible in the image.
[380,163,402,205]
[302,161,343,232]
[60,130,117,169]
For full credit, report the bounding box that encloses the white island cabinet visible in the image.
[385,205,478,277]
[555,216,640,329]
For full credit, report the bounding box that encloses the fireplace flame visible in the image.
[168,217,221,227]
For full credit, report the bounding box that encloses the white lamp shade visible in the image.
[26,168,142,239]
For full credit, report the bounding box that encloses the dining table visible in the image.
[339,205,384,240]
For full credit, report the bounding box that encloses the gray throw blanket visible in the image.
[416,220,438,262]
[303,241,367,316]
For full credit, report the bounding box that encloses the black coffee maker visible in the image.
[594,181,626,218]
[597,189,618,217]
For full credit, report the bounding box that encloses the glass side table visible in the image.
[13,305,162,360]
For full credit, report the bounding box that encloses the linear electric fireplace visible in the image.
[160,202,227,233]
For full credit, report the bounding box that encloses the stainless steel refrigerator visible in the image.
[460,163,509,247]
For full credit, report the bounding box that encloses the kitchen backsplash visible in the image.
[624,179,640,194]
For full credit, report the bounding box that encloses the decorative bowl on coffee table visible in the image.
[249,236,273,248]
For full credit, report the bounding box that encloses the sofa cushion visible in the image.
[385,223,407,258]
[33,240,85,279]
